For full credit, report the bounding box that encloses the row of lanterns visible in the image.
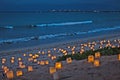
[0,39,120,80]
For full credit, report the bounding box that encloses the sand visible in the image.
[0,33,120,80]
[7,55,120,80]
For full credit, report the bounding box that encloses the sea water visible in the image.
[0,12,120,51]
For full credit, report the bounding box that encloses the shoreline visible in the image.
[0,33,120,56]
[0,33,120,80]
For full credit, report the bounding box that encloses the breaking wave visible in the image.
[0,20,93,29]
[36,21,93,27]
[0,26,120,44]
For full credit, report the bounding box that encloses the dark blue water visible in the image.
[0,12,120,45]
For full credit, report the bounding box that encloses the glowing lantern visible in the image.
[11,59,14,63]
[6,70,14,79]
[99,46,102,49]
[38,51,41,54]
[48,54,51,57]
[49,67,56,74]
[32,56,36,59]
[2,58,6,64]
[33,59,37,62]
[28,58,33,61]
[40,61,45,65]
[45,60,49,65]
[29,54,33,57]
[112,46,115,48]
[23,54,26,56]
[3,66,9,73]
[16,70,23,76]
[59,48,61,51]
[71,48,74,51]
[42,51,45,54]
[68,46,70,49]
[94,60,100,67]
[11,57,15,60]
[66,57,72,64]
[72,51,75,55]
[95,52,101,58]
[2,66,7,70]
[37,61,40,64]
[51,56,56,60]
[28,66,33,72]
[18,58,22,61]
[19,65,26,69]
[54,48,56,51]
[73,46,76,49]
[88,55,94,63]
[35,54,39,58]
[55,62,62,69]
[48,50,51,53]
[118,54,120,60]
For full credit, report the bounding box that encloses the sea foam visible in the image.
[0,26,14,29]
[0,26,120,44]
[36,21,93,27]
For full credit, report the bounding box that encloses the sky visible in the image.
[0,0,120,11]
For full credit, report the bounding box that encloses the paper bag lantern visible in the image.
[16,70,23,76]
[28,58,33,61]
[54,48,57,51]
[33,59,37,62]
[51,56,57,60]
[88,55,94,63]
[29,54,33,57]
[66,57,72,64]
[18,58,22,61]
[11,57,15,60]
[35,54,39,58]
[2,58,6,64]
[118,54,120,60]
[3,66,9,73]
[72,51,75,55]
[19,65,26,69]
[68,46,70,49]
[23,54,26,56]
[45,60,49,65]
[49,67,56,74]
[94,60,100,67]
[11,59,14,63]
[48,53,51,57]
[28,66,33,72]
[95,52,101,58]
[40,61,45,65]
[42,51,45,54]
[55,62,62,69]
[6,70,14,79]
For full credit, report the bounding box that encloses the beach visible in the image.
[22,55,120,80]
[0,11,120,80]
[0,0,120,79]
[0,33,120,80]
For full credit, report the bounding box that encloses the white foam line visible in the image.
[36,21,93,27]
[0,26,120,44]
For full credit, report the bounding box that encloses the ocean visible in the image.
[0,12,120,51]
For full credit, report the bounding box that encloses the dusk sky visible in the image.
[0,0,120,11]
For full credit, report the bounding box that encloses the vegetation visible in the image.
[57,47,120,62]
